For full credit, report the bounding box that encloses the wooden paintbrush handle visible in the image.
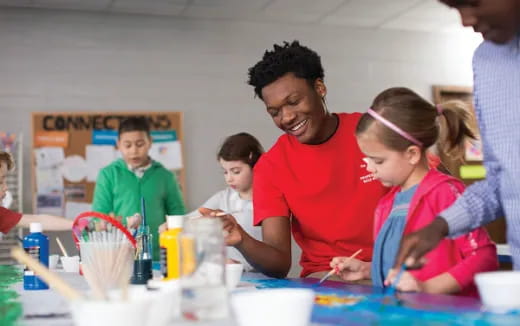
[11,247,83,301]
[56,237,68,257]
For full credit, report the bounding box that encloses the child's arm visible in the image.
[18,214,73,231]
[91,168,114,214]
[447,228,499,290]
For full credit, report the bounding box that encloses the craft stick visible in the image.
[81,263,107,300]
[56,237,68,257]
[11,247,83,301]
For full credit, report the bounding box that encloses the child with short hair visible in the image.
[330,87,498,296]
[0,151,72,234]
[161,132,264,271]
[92,116,185,261]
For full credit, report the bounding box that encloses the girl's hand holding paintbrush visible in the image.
[329,254,370,282]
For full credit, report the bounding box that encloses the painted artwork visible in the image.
[465,139,484,161]
[244,278,520,326]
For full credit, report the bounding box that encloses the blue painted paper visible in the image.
[243,278,520,326]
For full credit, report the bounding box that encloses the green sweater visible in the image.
[92,159,186,261]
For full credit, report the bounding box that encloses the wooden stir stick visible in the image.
[11,247,83,301]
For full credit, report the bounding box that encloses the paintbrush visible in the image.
[56,237,69,257]
[317,249,363,285]
[190,210,242,220]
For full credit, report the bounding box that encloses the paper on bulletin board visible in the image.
[92,129,118,146]
[61,155,87,182]
[36,193,64,216]
[151,130,177,143]
[64,184,86,201]
[150,141,183,170]
[36,167,64,194]
[85,145,116,182]
[34,147,65,169]
[465,139,483,161]
[65,201,92,220]
[0,132,17,152]
[34,131,69,148]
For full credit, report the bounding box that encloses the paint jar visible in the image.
[160,215,183,280]
[131,225,153,284]
[23,223,49,290]
[180,217,228,320]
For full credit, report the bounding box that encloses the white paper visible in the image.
[150,141,183,170]
[36,167,64,193]
[34,147,65,168]
[85,145,116,182]
[64,201,92,220]
[61,155,87,182]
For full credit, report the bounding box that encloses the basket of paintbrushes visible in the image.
[72,211,137,299]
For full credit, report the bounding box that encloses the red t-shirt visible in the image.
[0,207,22,234]
[253,113,387,276]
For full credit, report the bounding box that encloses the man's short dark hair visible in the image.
[247,40,325,99]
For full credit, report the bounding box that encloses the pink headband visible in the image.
[367,108,423,147]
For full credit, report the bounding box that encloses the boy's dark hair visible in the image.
[118,116,151,138]
[217,133,264,168]
[247,40,324,99]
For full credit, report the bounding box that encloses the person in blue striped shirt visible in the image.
[395,0,520,270]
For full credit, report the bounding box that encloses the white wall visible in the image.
[0,7,480,275]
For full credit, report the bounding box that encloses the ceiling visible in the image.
[0,0,471,33]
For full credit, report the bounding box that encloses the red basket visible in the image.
[72,211,137,248]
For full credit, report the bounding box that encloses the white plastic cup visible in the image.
[231,288,315,326]
[49,254,60,269]
[226,263,244,290]
[108,283,180,326]
[70,296,151,326]
[475,271,520,313]
[61,256,80,273]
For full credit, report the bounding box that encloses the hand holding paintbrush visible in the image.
[318,249,364,285]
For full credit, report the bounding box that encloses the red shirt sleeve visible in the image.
[0,207,22,233]
[449,228,498,289]
[252,156,290,226]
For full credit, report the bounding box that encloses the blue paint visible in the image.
[23,223,49,290]
[243,278,520,325]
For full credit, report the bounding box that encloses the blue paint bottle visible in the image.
[23,223,49,290]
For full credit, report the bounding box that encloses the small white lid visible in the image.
[30,222,42,233]
[167,215,183,229]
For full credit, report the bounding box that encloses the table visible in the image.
[10,267,520,326]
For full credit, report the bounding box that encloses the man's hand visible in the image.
[394,217,449,269]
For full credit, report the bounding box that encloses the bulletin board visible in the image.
[31,112,185,219]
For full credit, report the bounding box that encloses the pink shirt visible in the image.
[374,169,498,296]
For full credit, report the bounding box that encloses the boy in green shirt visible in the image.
[92,117,186,261]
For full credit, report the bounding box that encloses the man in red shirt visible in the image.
[0,151,72,235]
[215,41,387,278]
